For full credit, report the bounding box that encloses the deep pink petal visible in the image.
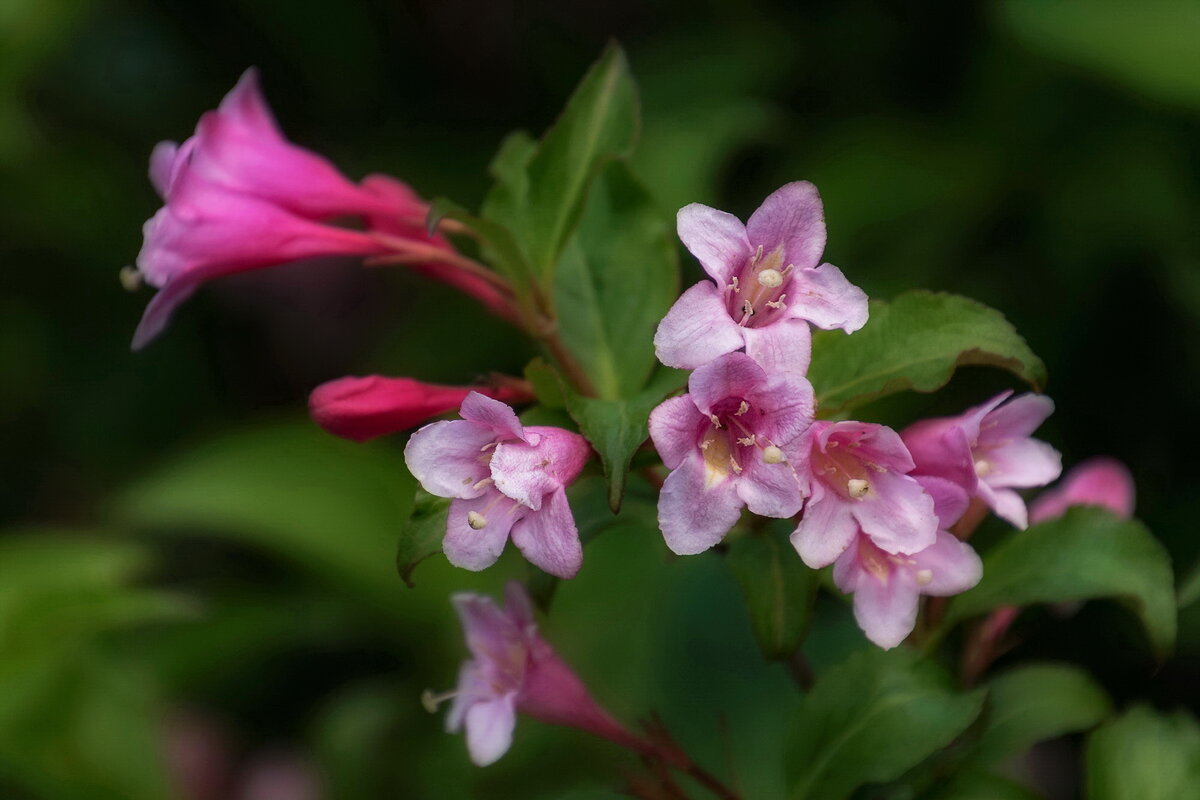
[658,451,743,555]
[149,140,181,198]
[687,352,767,416]
[459,392,528,443]
[653,281,746,369]
[979,393,1055,446]
[745,181,827,269]
[790,488,860,568]
[130,268,211,351]
[464,694,517,766]
[785,263,869,333]
[914,475,971,530]
[1029,457,1135,524]
[443,494,521,571]
[648,395,704,470]
[740,317,813,376]
[217,68,282,136]
[736,458,804,518]
[902,418,977,491]
[509,488,582,579]
[852,471,939,556]
[910,530,983,596]
[676,203,752,283]
[982,437,1062,489]
[404,419,495,499]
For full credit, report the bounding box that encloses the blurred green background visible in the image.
[2,0,1199,797]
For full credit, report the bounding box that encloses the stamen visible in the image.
[480,442,498,452]
[709,414,723,429]
[118,266,142,292]
[729,454,743,474]
[728,276,741,293]
[737,435,756,446]
[472,477,494,490]
[467,511,488,530]
[757,268,784,288]
[754,244,764,262]
[781,263,795,276]
[421,688,458,714]
[915,569,933,586]
[765,294,787,310]
[847,478,870,499]
[735,400,750,416]
[762,445,785,464]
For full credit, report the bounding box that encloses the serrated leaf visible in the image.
[564,367,687,512]
[972,663,1111,765]
[555,160,679,400]
[727,523,819,659]
[786,647,985,800]
[944,507,1176,656]
[396,489,449,588]
[809,291,1046,416]
[1086,706,1200,800]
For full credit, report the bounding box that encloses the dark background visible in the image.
[2,1,1198,798]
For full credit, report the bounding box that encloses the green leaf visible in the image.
[972,663,1111,765]
[921,770,1043,800]
[808,291,1047,416]
[396,490,450,588]
[727,523,819,659]
[563,367,687,511]
[785,648,985,800]
[1177,556,1200,609]
[1086,706,1200,800]
[944,507,1176,657]
[554,160,679,399]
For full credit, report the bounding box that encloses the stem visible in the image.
[537,318,599,398]
[786,650,816,692]
[367,233,515,295]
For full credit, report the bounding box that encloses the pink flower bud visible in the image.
[1029,457,1135,524]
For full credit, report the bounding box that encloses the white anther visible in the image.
[729,276,741,293]
[119,266,142,292]
[710,414,723,428]
[974,459,992,477]
[757,268,784,288]
[754,244,764,262]
[847,478,870,498]
[736,400,750,416]
[737,436,756,446]
[729,455,743,474]
[762,445,785,464]
[766,294,788,309]
[421,688,456,714]
[915,569,934,587]
[472,477,494,490]
[467,511,488,530]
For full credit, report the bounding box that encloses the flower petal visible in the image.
[977,482,1028,529]
[131,268,211,351]
[851,567,920,650]
[677,203,752,283]
[790,489,860,568]
[490,440,559,511]
[1029,457,1135,524]
[653,281,746,369]
[852,470,938,556]
[745,181,827,269]
[982,437,1062,490]
[902,418,977,491]
[786,263,869,333]
[464,694,518,766]
[754,371,815,446]
[509,488,583,579]
[688,352,766,416]
[979,393,1054,445]
[459,392,528,443]
[443,494,521,571]
[648,395,703,470]
[740,318,813,376]
[658,452,743,555]
[737,457,804,518]
[404,419,495,499]
[914,475,971,530]
[911,530,983,596]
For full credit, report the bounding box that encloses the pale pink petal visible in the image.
[443,494,521,571]
[676,203,752,283]
[755,371,816,447]
[658,452,743,555]
[648,396,704,470]
[687,352,766,416]
[149,140,181,198]
[404,419,495,499]
[736,458,804,518]
[451,593,516,660]
[791,489,860,568]
[914,475,971,530]
[745,181,827,269]
[490,441,559,510]
[816,420,915,474]
[502,581,537,630]
[653,282,746,369]
[849,564,920,650]
[464,694,517,766]
[852,471,938,556]
[523,427,591,487]
[130,268,210,351]
[979,393,1055,446]
[785,263,869,333]
[1029,457,1135,524]
[741,318,813,376]
[459,392,528,443]
[911,531,983,596]
[509,488,582,579]
[982,438,1062,489]
[977,482,1028,529]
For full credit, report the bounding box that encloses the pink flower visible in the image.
[132,69,455,349]
[833,477,982,649]
[648,352,814,555]
[1029,457,1135,524]
[790,421,939,568]
[309,375,534,443]
[902,391,1062,529]
[403,393,589,578]
[653,182,868,375]
[434,583,642,766]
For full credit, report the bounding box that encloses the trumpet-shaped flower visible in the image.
[653,181,868,374]
[1029,457,1134,524]
[790,421,938,568]
[436,583,642,766]
[648,353,814,555]
[309,375,533,443]
[902,391,1062,529]
[404,393,589,578]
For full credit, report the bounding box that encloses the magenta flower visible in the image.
[790,420,938,568]
[648,352,814,555]
[653,181,868,375]
[901,391,1062,529]
[131,69,452,349]
[1029,457,1135,524]
[403,393,589,578]
[309,375,533,443]
[433,583,642,766]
